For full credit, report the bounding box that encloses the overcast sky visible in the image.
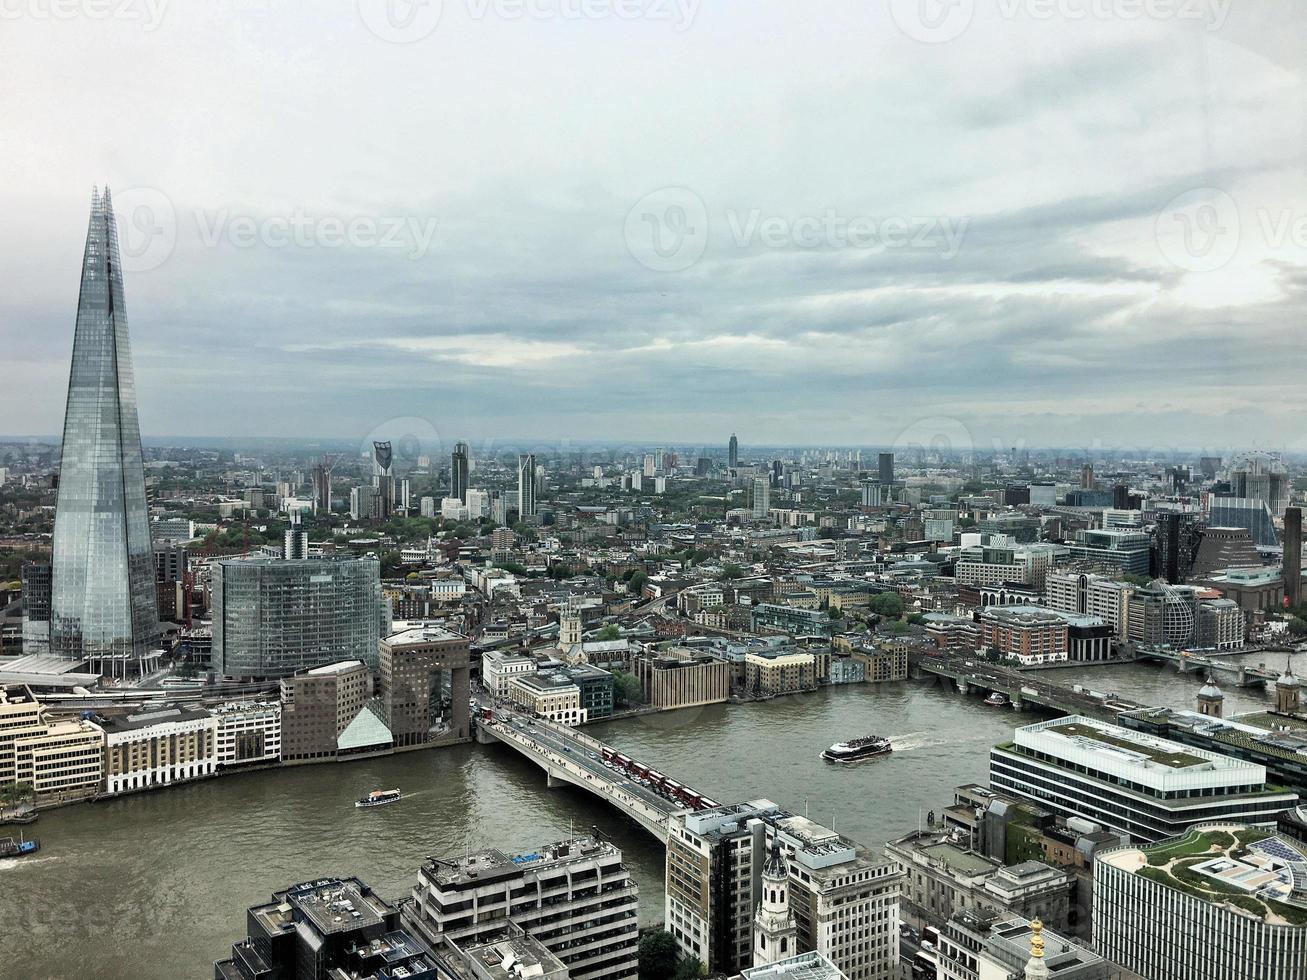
[2,1,1305,454]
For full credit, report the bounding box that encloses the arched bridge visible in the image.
[475,709,719,843]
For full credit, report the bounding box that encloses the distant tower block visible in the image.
[1196,677,1224,719]
[1285,507,1303,609]
[1275,658,1301,716]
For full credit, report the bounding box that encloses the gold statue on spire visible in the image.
[1030,918,1045,959]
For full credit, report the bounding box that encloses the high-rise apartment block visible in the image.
[517,453,538,518]
[451,441,470,502]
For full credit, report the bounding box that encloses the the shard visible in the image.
[50,187,158,676]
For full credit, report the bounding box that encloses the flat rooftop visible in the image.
[384,625,465,645]
[423,837,618,889]
[252,878,391,938]
[1045,720,1208,769]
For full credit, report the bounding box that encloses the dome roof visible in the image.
[1198,676,1223,700]
[762,842,789,880]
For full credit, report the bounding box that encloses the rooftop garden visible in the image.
[1135,827,1307,926]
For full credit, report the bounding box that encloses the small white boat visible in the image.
[355,788,402,808]
[822,735,892,762]
[984,693,1008,707]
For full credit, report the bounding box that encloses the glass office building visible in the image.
[50,187,159,675]
[212,556,386,678]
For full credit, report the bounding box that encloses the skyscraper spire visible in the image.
[50,185,159,677]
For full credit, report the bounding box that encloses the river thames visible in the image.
[3,656,1300,979]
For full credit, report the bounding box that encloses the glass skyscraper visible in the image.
[50,187,159,674]
[211,556,386,678]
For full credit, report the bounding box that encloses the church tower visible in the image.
[1276,658,1301,716]
[1196,676,1224,719]
[753,843,797,968]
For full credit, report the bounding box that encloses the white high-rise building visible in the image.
[752,477,771,518]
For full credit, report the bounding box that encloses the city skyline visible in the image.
[5,5,1307,447]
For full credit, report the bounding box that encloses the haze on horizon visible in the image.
[2,1,1306,453]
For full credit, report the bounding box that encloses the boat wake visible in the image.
[888,731,950,752]
[0,855,57,871]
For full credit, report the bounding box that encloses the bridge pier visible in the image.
[475,723,500,746]
[546,770,567,789]
[957,679,969,696]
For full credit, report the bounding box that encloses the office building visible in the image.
[212,556,385,678]
[1126,580,1199,649]
[878,453,894,486]
[280,660,390,763]
[1063,529,1150,575]
[49,187,159,677]
[1094,825,1307,980]
[860,481,882,508]
[214,876,437,980]
[0,684,104,806]
[102,706,219,796]
[1079,463,1094,490]
[990,715,1298,842]
[481,649,536,698]
[213,701,282,769]
[666,800,902,980]
[507,671,587,725]
[1044,573,1133,639]
[729,434,739,469]
[378,626,469,749]
[350,484,377,520]
[405,836,640,980]
[1207,495,1279,547]
[633,653,730,709]
[1151,511,1202,583]
[1230,451,1291,515]
[1287,506,1303,608]
[935,909,1111,980]
[451,441,470,502]
[740,951,846,980]
[517,453,537,518]
[885,830,1074,932]
[20,561,51,655]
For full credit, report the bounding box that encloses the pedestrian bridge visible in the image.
[476,710,717,843]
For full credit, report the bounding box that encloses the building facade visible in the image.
[212,556,385,678]
[102,707,219,796]
[405,836,640,980]
[379,625,471,749]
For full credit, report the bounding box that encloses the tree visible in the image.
[869,592,903,619]
[1288,617,1307,638]
[612,670,643,706]
[907,613,927,626]
[827,605,844,620]
[673,955,704,980]
[596,624,621,641]
[717,563,744,581]
[638,930,680,980]
[1123,573,1152,588]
